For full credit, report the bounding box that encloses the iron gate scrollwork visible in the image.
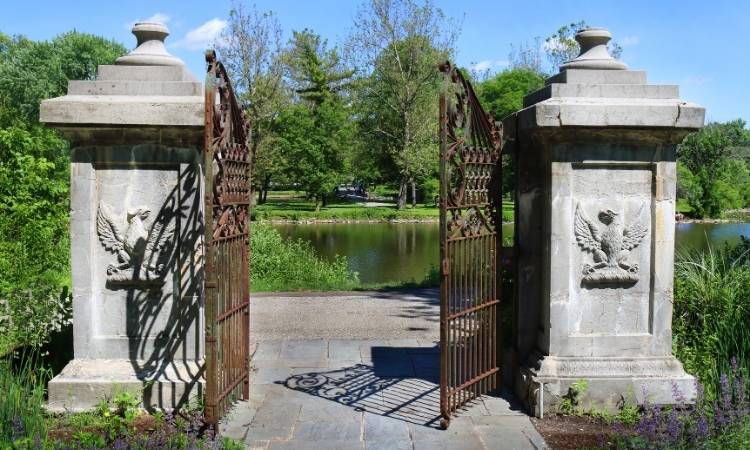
[438,61,502,429]
[204,50,251,426]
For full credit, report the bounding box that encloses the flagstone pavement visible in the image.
[219,292,548,450]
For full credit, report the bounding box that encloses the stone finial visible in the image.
[559,27,627,71]
[115,22,184,66]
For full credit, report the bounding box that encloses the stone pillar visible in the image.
[40,22,205,411]
[505,28,705,416]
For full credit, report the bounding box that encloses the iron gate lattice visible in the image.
[438,61,503,429]
[204,50,251,426]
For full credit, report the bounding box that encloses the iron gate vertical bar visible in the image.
[438,78,449,430]
[204,59,218,425]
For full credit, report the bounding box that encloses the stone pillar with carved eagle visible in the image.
[40,22,205,411]
[503,27,705,416]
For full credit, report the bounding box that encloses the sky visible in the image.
[1,0,747,122]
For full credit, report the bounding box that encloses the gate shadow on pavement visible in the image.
[278,345,505,429]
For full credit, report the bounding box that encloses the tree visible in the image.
[274,101,352,209]
[284,29,353,106]
[274,29,355,209]
[0,31,125,293]
[217,2,288,203]
[476,68,544,197]
[478,68,544,121]
[508,37,543,73]
[349,0,458,209]
[678,120,750,218]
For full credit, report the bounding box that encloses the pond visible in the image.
[273,222,750,285]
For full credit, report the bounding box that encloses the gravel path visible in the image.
[250,289,439,342]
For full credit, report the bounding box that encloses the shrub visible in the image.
[250,223,359,291]
[0,286,72,356]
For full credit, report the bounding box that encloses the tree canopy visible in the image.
[0,31,125,293]
[677,120,750,218]
[349,0,457,208]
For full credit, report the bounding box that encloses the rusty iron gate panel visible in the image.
[438,61,503,429]
[204,50,251,426]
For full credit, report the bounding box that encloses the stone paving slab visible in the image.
[221,339,547,450]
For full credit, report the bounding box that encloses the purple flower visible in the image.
[720,372,732,411]
[112,438,129,450]
[666,409,681,443]
[697,414,709,437]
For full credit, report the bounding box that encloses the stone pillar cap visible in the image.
[560,27,628,71]
[115,22,185,66]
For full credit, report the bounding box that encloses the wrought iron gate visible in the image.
[204,51,251,426]
[438,61,502,429]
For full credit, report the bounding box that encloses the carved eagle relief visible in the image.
[574,203,649,284]
[96,202,175,284]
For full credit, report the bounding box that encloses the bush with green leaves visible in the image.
[0,287,72,355]
[250,223,359,291]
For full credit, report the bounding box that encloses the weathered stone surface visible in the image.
[97,64,197,82]
[545,69,646,85]
[47,359,203,412]
[68,80,202,96]
[40,95,203,126]
[507,27,704,416]
[40,20,204,412]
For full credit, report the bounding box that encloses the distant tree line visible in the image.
[678,120,750,218]
[216,11,655,209]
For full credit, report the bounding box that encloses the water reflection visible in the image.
[273,222,750,285]
[676,222,750,254]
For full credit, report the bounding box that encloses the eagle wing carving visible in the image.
[622,207,648,251]
[145,219,175,261]
[574,203,601,252]
[96,203,124,252]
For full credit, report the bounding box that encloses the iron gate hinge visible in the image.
[441,258,450,276]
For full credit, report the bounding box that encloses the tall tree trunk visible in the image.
[397,178,408,210]
[260,175,271,204]
[410,180,417,208]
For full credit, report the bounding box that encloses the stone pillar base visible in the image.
[515,352,696,417]
[47,359,203,412]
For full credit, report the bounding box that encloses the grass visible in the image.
[672,236,750,400]
[252,191,515,222]
[0,350,49,444]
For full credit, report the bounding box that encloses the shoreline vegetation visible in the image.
[252,190,515,223]
[254,191,750,224]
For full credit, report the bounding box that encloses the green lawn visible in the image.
[253,191,514,222]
